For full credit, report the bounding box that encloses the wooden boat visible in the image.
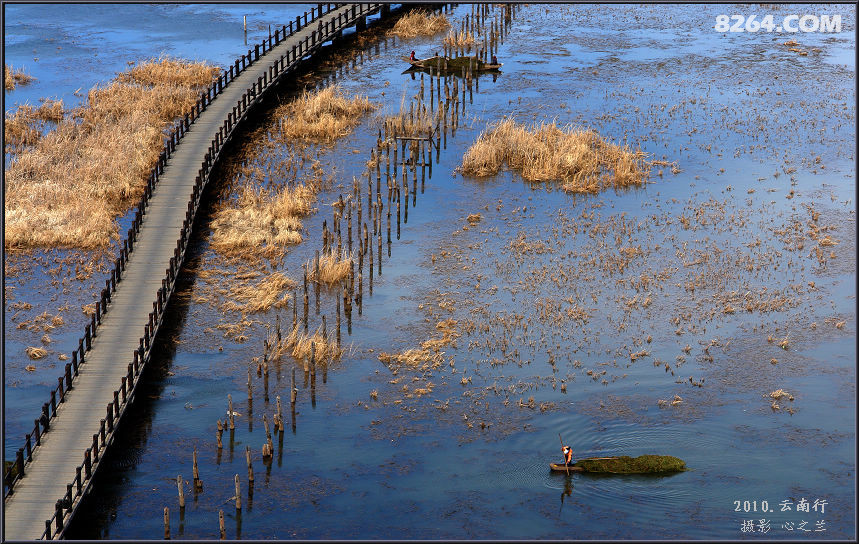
[550,463,585,473]
[403,55,502,72]
[550,455,686,474]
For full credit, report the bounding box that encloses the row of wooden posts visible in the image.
[31,4,391,540]
[158,2,522,538]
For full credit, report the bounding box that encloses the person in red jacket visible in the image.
[562,445,574,466]
[409,50,416,62]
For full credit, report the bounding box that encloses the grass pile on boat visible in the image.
[575,455,686,473]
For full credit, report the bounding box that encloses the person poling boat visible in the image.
[562,445,574,466]
[410,50,416,62]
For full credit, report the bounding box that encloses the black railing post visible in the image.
[65,363,72,389]
[46,520,52,539]
[34,418,41,445]
[71,351,78,375]
[26,435,33,461]
[114,391,120,415]
[50,390,57,415]
[106,404,114,432]
[42,403,50,431]
[58,377,65,403]
[92,434,99,462]
[100,419,106,443]
[84,449,92,478]
[76,467,83,494]
[16,448,25,478]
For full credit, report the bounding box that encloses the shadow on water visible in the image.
[63,264,196,539]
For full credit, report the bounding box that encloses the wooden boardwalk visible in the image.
[3,4,385,539]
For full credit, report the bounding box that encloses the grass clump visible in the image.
[268,323,343,364]
[574,455,686,473]
[443,30,475,50]
[26,346,48,360]
[210,184,314,259]
[5,64,35,91]
[309,251,354,285]
[221,272,295,314]
[4,100,66,150]
[390,9,450,38]
[460,119,652,193]
[384,92,439,138]
[273,84,376,143]
[4,57,220,250]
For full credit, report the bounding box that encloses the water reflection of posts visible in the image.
[336,295,342,347]
[263,360,269,403]
[310,341,317,408]
[290,368,297,433]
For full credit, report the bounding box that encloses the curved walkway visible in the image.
[3,4,386,539]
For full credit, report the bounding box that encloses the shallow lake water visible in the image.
[4,3,856,540]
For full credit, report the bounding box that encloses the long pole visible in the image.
[558,433,569,476]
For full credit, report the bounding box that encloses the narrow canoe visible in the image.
[549,463,585,472]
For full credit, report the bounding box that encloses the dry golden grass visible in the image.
[26,346,48,360]
[273,84,377,143]
[221,272,295,314]
[309,251,353,285]
[5,64,35,91]
[460,119,652,193]
[384,92,439,138]
[4,58,220,249]
[4,100,66,150]
[210,184,314,258]
[268,323,342,363]
[390,10,450,38]
[443,29,475,50]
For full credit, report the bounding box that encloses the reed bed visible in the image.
[309,251,354,285]
[4,57,220,249]
[5,64,35,90]
[460,119,652,193]
[390,9,450,38]
[221,272,295,314]
[273,84,377,143]
[210,184,314,259]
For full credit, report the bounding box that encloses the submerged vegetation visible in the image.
[4,56,220,249]
[389,9,450,38]
[461,119,652,193]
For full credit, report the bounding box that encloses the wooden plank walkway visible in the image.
[3,4,384,539]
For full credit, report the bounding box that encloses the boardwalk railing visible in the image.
[2,3,387,538]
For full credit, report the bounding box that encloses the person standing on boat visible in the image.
[491,54,498,65]
[410,50,416,62]
[562,445,574,466]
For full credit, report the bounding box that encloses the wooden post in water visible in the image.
[216,420,223,449]
[219,510,226,540]
[228,395,235,430]
[193,447,202,490]
[177,476,185,510]
[234,474,241,510]
[246,446,254,483]
[164,507,170,539]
